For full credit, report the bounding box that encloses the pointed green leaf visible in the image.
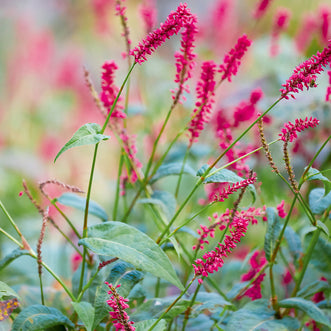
[225,299,300,331]
[12,305,74,331]
[297,280,330,299]
[150,162,195,184]
[279,297,331,328]
[54,123,110,162]
[56,193,108,222]
[317,220,329,237]
[197,165,256,203]
[0,281,21,301]
[72,301,94,331]
[304,167,331,196]
[309,188,331,214]
[135,319,167,331]
[79,222,184,290]
[264,208,281,262]
[0,248,30,272]
[138,191,176,220]
[93,283,110,329]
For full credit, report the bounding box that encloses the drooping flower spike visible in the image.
[253,0,273,20]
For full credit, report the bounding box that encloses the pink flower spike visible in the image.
[105,282,135,331]
[277,200,287,218]
[280,41,331,99]
[295,14,317,53]
[139,0,157,34]
[326,70,331,102]
[253,0,273,20]
[319,5,331,45]
[188,61,217,144]
[279,117,320,142]
[130,3,194,64]
[218,34,252,82]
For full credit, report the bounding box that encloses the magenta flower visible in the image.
[100,61,126,119]
[295,14,317,53]
[193,216,249,283]
[279,117,320,142]
[139,0,157,34]
[105,282,135,331]
[319,5,331,45]
[212,174,257,203]
[277,200,287,218]
[270,8,291,56]
[240,251,267,300]
[188,61,217,144]
[326,70,331,102]
[130,3,194,64]
[218,34,252,82]
[280,41,331,99]
[252,0,272,19]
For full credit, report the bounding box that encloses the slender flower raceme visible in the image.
[280,41,331,99]
[270,8,291,56]
[218,34,252,82]
[105,282,135,331]
[253,0,273,20]
[188,61,216,144]
[115,0,132,59]
[279,117,320,142]
[319,5,331,45]
[139,0,157,34]
[326,70,331,102]
[100,61,126,119]
[295,14,317,53]
[130,3,194,64]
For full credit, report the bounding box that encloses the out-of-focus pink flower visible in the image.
[92,0,114,34]
[233,88,263,127]
[270,8,291,56]
[218,34,252,82]
[240,251,267,300]
[277,200,287,218]
[312,277,328,303]
[100,61,126,119]
[326,70,331,102]
[253,0,273,20]
[295,14,317,53]
[319,6,331,45]
[280,41,331,99]
[279,117,320,142]
[130,3,194,64]
[139,0,157,34]
[188,61,217,144]
[105,282,135,331]
[71,252,83,272]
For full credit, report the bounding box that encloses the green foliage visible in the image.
[0,281,21,300]
[134,319,167,331]
[54,123,110,162]
[78,222,184,290]
[12,305,75,331]
[0,249,30,272]
[304,167,331,196]
[72,301,95,331]
[309,188,331,214]
[264,208,281,261]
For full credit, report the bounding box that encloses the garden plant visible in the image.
[0,0,331,330]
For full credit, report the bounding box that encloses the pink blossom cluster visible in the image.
[218,34,252,82]
[279,117,320,142]
[233,88,263,127]
[91,0,114,34]
[280,41,331,99]
[277,200,287,218]
[105,282,135,331]
[115,0,131,59]
[240,251,267,300]
[252,0,273,20]
[188,61,217,144]
[295,14,317,53]
[100,61,126,119]
[270,8,291,57]
[172,13,198,100]
[212,174,257,203]
[320,6,331,44]
[326,70,331,102]
[193,216,249,283]
[139,0,157,34]
[130,3,194,64]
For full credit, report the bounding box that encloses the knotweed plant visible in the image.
[0,1,331,331]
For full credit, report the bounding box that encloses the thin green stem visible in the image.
[0,200,24,240]
[148,278,196,331]
[269,265,278,314]
[76,268,100,302]
[113,149,125,220]
[175,145,191,198]
[0,228,23,248]
[155,278,161,298]
[38,273,45,305]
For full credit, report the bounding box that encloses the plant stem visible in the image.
[113,149,125,220]
[148,278,196,331]
[0,200,24,240]
[76,268,100,302]
[0,228,23,248]
[175,145,191,198]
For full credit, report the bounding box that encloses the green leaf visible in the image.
[197,165,256,203]
[297,280,330,299]
[284,227,302,261]
[134,319,167,331]
[0,248,30,272]
[317,220,330,237]
[264,208,281,262]
[279,297,331,328]
[0,281,21,301]
[150,162,195,184]
[54,123,110,162]
[93,283,110,329]
[138,190,176,220]
[79,222,184,290]
[72,301,95,331]
[309,188,331,214]
[12,305,74,331]
[304,167,331,196]
[56,193,108,222]
[225,299,300,331]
